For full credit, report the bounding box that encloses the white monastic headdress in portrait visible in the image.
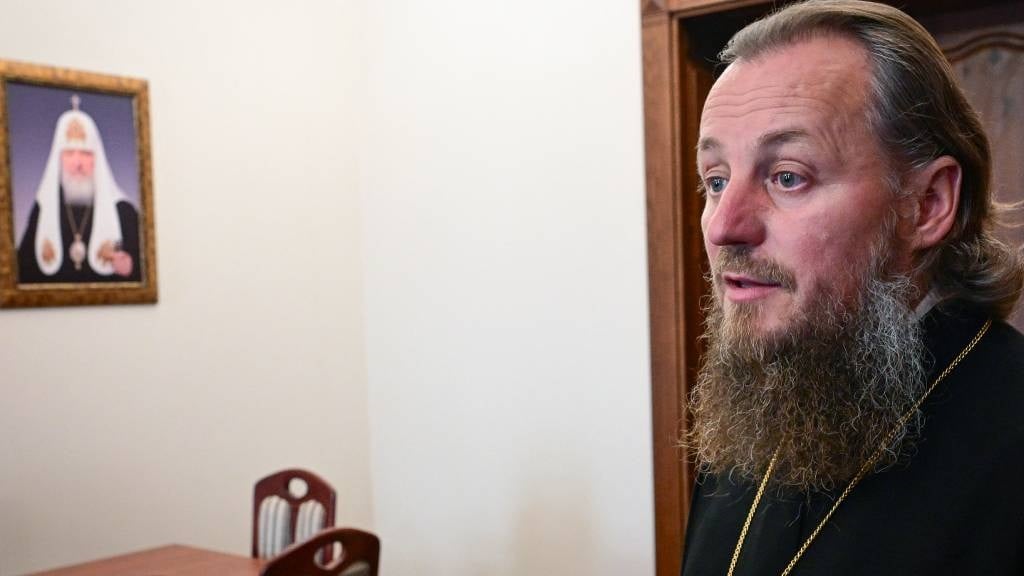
[33,95,128,276]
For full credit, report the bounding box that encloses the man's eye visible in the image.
[772,171,806,189]
[706,176,728,194]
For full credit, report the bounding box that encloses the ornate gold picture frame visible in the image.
[0,60,157,307]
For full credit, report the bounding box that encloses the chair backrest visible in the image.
[252,468,337,560]
[259,527,381,576]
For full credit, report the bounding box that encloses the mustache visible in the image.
[710,247,797,292]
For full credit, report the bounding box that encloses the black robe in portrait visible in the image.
[681,304,1024,576]
[16,187,141,284]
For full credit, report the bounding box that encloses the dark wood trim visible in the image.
[643,0,669,16]
[944,31,1024,62]
[642,10,684,576]
[666,0,769,18]
[643,3,716,573]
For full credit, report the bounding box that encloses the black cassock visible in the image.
[681,303,1024,576]
[16,187,141,284]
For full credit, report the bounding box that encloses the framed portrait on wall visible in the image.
[0,59,157,308]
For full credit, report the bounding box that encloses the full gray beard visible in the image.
[61,172,95,205]
[688,254,927,493]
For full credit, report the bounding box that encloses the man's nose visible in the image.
[703,179,767,248]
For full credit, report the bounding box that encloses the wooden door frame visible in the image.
[641,3,770,575]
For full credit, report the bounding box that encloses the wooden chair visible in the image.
[252,468,337,560]
[259,527,381,576]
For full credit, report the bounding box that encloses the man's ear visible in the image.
[905,155,961,251]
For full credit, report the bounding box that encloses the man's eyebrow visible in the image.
[696,137,721,153]
[757,128,811,149]
[697,129,811,155]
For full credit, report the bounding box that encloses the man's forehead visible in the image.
[719,40,867,86]
[698,36,872,152]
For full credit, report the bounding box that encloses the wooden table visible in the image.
[27,544,265,576]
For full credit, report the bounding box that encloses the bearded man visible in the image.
[681,1,1024,575]
[16,95,141,283]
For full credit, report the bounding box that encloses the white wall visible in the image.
[360,0,654,574]
[0,1,654,574]
[0,2,371,575]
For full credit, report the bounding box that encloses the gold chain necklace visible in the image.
[63,200,93,271]
[727,318,991,576]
